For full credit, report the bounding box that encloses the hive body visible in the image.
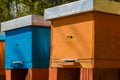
[45,0,120,68]
[1,15,51,69]
[50,12,120,68]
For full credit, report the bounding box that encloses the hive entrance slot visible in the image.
[67,35,73,39]
[12,61,23,68]
[62,59,79,63]
[16,43,19,46]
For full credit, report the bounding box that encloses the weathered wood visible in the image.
[0,41,5,80]
[45,0,120,20]
[1,15,51,32]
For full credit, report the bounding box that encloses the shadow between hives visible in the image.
[11,69,28,80]
[57,68,80,80]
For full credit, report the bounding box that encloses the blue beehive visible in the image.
[0,32,5,40]
[1,15,51,69]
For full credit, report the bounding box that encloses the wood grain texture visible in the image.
[0,41,5,80]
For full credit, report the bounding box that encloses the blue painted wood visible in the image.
[5,26,50,69]
[32,27,50,68]
[5,27,32,69]
[0,32,5,40]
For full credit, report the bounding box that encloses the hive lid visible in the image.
[1,15,51,32]
[44,0,120,20]
[0,32,5,40]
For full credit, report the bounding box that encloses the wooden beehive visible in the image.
[6,68,49,80]
[0,32,5,80]
[1,15,51,69]
[45,0,120,68]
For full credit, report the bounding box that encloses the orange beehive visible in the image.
[6,68,49,80]
[45,0,120,68]
[0,32,5,80]
[49,68,119,80]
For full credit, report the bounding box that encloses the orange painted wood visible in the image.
[51,11,120,68]
[5,70,11,80]
[0,41,5,80]
[80,68,93,80]
[6,68,49,80]
[49,68,58,80]
[26,68,49,80]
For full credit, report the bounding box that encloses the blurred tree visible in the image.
[0,0,77,22]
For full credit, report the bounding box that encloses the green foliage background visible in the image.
[0,0,77,22]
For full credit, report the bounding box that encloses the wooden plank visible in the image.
[0,41,5,80]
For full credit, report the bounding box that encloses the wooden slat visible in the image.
[0,41,5,79]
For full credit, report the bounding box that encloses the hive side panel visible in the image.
[0,32,5,40]
[0,41,5,80]
[94,12,120,68]
[32,27,51,68]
